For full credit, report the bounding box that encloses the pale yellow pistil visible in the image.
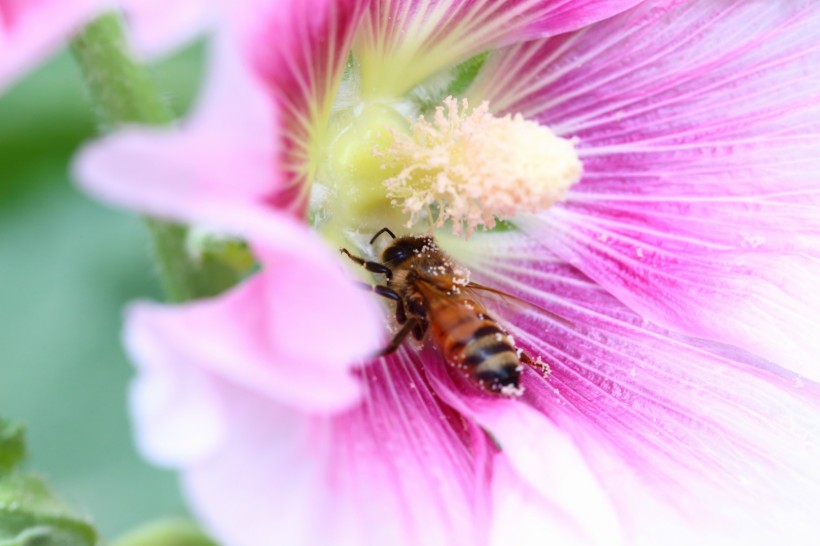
[379,97,582,236]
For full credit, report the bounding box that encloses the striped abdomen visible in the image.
[426,295,521,392]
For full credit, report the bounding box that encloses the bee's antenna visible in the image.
[370,227,396,245]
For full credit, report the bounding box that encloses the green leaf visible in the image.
[413,51,490,116]
[0,420,97,546]
[0,422,25,471]
[445,51,489,98]
[144,220,251,301]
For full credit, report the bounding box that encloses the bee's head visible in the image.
[381,236,434,265]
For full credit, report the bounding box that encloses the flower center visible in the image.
[321,97,581,238]
[320,102,410,238]
[382,97,582,236]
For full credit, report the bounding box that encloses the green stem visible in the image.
[69,13,173,126]
[112,519,218,546]
[70,13,243,301]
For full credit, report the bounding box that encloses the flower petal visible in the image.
[0,0,212,91]
[423,344,624,546]
[119,204,383,422]
[470,0,820,377]
[121,0,214,58]
[0,0,104,91]
[489,457,593,546]
[448,232,820,543]
[248,0,368,214]
[152,350,496,546]
[354,0,644,97]
[126,251,379,418]
[82,0,369,218]
[73,26,279,221]
[127,301,230,466]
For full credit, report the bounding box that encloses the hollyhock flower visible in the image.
[76,1,820,545]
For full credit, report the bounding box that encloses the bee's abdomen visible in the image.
[430,300,521,392]
[462,324,520,385]
[463,325,517,365]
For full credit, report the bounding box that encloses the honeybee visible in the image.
[341,228,558,395]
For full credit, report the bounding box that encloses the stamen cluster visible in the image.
[381,97,582,236]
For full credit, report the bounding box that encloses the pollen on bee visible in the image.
[379,96,582,237]
[534,355,550,378]
[500,383,525,397]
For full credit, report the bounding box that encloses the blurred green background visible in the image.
[0,43,205,540]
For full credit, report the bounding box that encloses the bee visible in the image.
[341,228,558,395]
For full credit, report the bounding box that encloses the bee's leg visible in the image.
[354,282,407,324]
[395,299,407,324]
[520,351,551,378]
[375,318,419,357]
[340,248,392,279]
[354,282,399,300]
[412,318,428,340]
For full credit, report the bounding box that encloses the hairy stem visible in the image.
[70,13,244,301]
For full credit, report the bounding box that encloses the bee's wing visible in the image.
[416,276,463,307]
[465,282,574,328]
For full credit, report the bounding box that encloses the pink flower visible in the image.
[76,1,820,545]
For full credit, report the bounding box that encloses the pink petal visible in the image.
[121,0,214,58]
[78,126,386,358]
[428,359,624,545]
[248,0,368,215]
[77,0,367,218]
[423,339,623,544]
[477,403,623,546]
[0,0,105,91]
[354,0,643,96]
[73,26,279,221]
[448,232,820,543]
[126,235,383,417]
[151,350,497,546]
[127,303,230,465]
[0,0,213,91]
[470,1,820,377]
[489,457,593,546]
[119,208,383,431]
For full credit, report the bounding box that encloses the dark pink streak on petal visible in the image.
[0,0,32,30]
[355,0,643,94]
[452,233,820,543]
[472,1,820,376]
[421,344,625,545]
[249,0,368,217]
[174,349,494,546]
